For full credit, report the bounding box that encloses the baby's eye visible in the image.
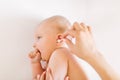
[37,36,42,39]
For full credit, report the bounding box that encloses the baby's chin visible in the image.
[40,51,51,62]
[41,53,49,61]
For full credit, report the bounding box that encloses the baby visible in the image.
[29,15,88,80]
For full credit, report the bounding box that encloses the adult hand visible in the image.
[36,68,69,80]
[61,22,98,60]
[62,22,120,80]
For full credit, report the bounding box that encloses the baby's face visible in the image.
[34,23,58,61]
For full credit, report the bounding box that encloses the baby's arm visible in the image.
[29,50,44,79]
[47,48,68,80]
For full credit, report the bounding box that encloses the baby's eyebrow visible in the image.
[35,33,41,36]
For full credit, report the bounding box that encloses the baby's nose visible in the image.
[33,43,37,48]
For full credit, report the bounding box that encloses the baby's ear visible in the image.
[57,34,62,39]
[56,34,63,43]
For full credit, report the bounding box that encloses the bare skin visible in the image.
[29,49,44,79]
[30,48,88,80]
[28,16,88,80]
[61,22,120,80]
[36,68,69,80]
[48,47,88,80]
[30,21,120,80]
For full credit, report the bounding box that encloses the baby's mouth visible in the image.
[37,50,41,53]
[37,49,44,60]
[36,49,41,54]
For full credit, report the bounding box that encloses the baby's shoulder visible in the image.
[51,47,70,59]
[54,47,70,54]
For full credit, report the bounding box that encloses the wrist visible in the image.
[84,51,104,62]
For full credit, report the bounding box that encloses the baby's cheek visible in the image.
[41,50,49,60]
[45,51,51,61]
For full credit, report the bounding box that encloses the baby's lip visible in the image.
[36,49,41,53]
[38,50,41,54]
[34,48,41,53]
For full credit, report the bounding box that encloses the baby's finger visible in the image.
[34,49,39,53]
[28,50,38,58]
[28,51,35,58]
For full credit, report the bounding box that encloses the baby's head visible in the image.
[33,15,71,61]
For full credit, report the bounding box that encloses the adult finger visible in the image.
[65,76,70,80]
[64,37,74,50]
[46,67,53,80]
[80,23,87,30]
[36,75,40,80]
[61,30,75,39]
[87,26,92,34]
[73,22,83,31]
[40,71,46,80]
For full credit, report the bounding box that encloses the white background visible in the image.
[0,0,120,80]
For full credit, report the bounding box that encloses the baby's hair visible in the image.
[41,15,71,34]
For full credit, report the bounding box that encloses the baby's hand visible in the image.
[28,49,41,63]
